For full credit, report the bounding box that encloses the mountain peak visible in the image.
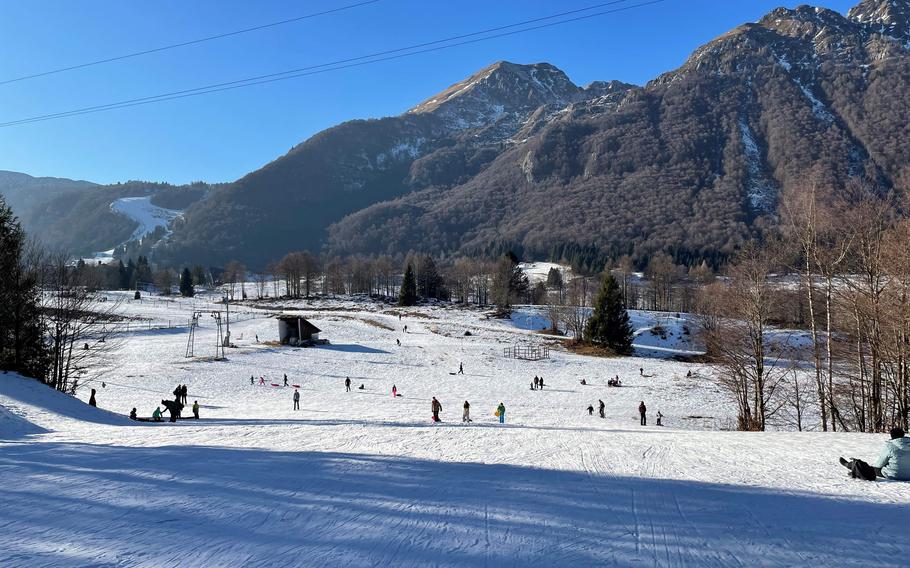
[407,61,584,131]
[849,0,910,38]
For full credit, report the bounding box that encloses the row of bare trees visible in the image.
[699,178,910,432]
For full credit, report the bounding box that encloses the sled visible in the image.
[271,383,280,387]
[292,384,301,388]
[449,372,457,375]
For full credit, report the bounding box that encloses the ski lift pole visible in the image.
[223,295,231,347]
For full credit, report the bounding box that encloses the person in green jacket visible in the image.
[840,427,910,481]
[496,402,506,424]
[152,407,162,422]
[192,400,200,419]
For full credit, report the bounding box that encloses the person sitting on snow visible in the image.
[840,428,910,481]
[152,407,163,422]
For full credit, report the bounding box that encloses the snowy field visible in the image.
[2,295,909,567]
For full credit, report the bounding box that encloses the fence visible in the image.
[503,344,550,361]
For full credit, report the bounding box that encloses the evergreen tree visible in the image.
[179,267,195,297]
[417,255,444,300]
[585,272,634,354]
[546,267,563,288]
[399,263,417,306]
[0,195,49,380]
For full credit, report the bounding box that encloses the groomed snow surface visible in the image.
[2,294,909,567]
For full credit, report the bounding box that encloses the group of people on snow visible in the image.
[530,376,545,390]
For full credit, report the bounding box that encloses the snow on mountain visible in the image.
[111,196,182,242]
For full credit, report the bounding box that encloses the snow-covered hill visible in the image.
[2,298,909,566]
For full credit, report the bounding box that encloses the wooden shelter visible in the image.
[277,315,322,346]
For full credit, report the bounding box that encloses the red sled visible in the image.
[271,383,280,387]
[292,384,301,388]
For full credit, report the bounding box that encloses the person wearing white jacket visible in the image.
[840,428,910,481]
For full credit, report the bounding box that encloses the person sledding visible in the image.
[431,397,442,422]
[839,427,910,481]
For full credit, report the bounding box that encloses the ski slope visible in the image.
[111,196,182,242]
[2,298,909,567]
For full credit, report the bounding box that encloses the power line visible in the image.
[0,0,382,86]
[0,0,665,128]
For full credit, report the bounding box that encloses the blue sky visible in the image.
[0,0,857,185]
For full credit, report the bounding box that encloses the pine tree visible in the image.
[179,267,195,297]
[417,255,444,300]
[0,195,49,380]
[585,272,634,354]
[399,263,417,306]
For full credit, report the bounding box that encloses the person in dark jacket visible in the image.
[463,400,471,422]
[283,374,289,387]
[599,399,605,419]
[161,399,183,422]
[345,377,351,392]
[533,376,539,390]
[587,405,594,416]
[88,389,97,407]
[539,376,544,389]
[432,397,442,422]
[638,401,647,426]
[129,408,137,420]
[293,389,300,411]
[250,375,254,385]
[173,385,181,401]
[181,384,188,405]
[458,362,464,375]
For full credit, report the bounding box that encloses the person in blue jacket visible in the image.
[840,428,910,481]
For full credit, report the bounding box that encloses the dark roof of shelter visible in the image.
[277,315,321,334]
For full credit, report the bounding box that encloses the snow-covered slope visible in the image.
[111,196,182,242]
[2,298,909,567]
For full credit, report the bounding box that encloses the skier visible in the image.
[587,405,594,416]
[458,362,464,375]
[839,427,910,481]
[496,402,506,424]
[432,397,442,422]
[392,385,397,397]
[599,399,605,419]
[638,401,647,426]
[293,389,300,411]
[345,377,351,392]
[88,389,97,407]
[152,406,163,422]
[192,401,200,419]
[129,408,137,420]
[463,401,471,422]
[656,411,663,426]
[284,374,288,387]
